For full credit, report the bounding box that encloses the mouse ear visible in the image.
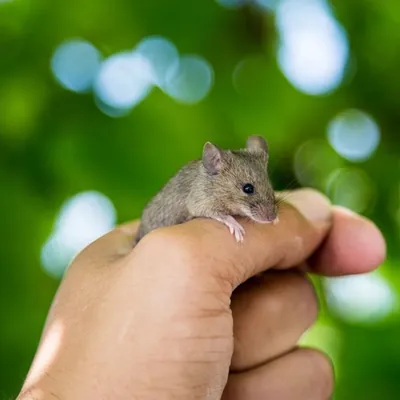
[203,142,222,175]
[246,135,269,154]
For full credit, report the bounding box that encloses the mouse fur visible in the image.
[135,135,278,244]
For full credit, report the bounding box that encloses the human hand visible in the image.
[18,189,385,400]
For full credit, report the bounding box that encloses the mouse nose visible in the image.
[250,202,277,224]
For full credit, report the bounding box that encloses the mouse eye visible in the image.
[242,183,255,195]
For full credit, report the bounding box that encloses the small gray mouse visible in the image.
[135,135,279,244]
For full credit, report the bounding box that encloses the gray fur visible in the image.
[135,136,277,243]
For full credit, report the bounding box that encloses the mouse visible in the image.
[135,135,279,244]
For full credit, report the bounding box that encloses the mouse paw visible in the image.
[214,216,245,243]
[230,223,245,243]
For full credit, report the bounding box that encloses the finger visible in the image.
[308,206,386,276]
[138,188,332,289]
[230,271,318,371]
[76,220,140,264]
[223,348,334,400]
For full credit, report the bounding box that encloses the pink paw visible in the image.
[227,221,245,242]
[213,216,245,243]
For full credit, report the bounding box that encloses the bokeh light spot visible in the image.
[254,0,278,11]
[135,36,179,89]
[327,109,381,162]
[51,39,102,93]
[41,191,117,278]
[94,51,153,111]
[276,0,349,95]
[164,55,214,104]
[294,139,343,190]
[94,96,132,119]
[41,234,71,279]
[326,168,376,213]
[325,272,397,324]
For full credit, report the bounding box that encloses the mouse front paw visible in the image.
[229,222,245,243]
[213,215,245,243]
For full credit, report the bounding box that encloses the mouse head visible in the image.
[202,135,278,223]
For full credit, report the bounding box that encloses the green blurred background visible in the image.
[1,0,399,398]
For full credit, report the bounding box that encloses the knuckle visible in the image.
[273,271,319,326]
[262,271,319,327]
[135,225,236,295]
[140,226,193,252]
[136,226,205,268]
[134,226,231,297]
[262,290,286,317]
[303,349,335,398]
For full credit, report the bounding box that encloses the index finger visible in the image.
[135,189,332,289]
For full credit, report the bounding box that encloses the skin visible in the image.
[17,188,386,400]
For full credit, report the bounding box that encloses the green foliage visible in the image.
[0,0,399,397]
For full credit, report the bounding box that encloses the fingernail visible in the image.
[283,188,332,229]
